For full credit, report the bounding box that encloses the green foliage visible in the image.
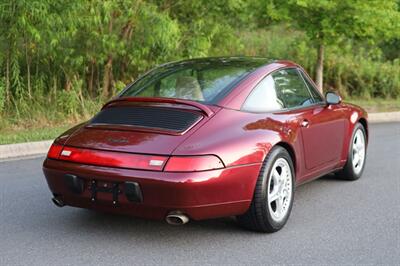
[56,83,81,116]
[267,0,400,44]
[0,0,399,136]
[325,49,400,98]
[261,0,400,90]
[236,26,400,98]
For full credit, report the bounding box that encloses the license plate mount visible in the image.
[89,180,121,205]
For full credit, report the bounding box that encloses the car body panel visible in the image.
[61,101,222,155]
[43,158,261,220]
[298,104,347,170]
[65,125,197,155]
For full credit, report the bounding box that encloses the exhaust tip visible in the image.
[51,197,65,207]
[165,212,189,225]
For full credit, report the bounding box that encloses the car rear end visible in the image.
[42,99,255,221]
[43,57,271,222]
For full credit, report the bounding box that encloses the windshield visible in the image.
[120,58,268,103]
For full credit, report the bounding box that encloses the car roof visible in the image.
[159,56,274,69]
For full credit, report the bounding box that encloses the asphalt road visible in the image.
[1,123,399,265]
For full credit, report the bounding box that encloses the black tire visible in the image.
[336,122,367,181]
[237,146,295,233]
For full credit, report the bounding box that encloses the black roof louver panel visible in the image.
[91,106,202,132]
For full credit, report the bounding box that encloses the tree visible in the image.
[266,0,400,92]
[64,0,181,98]
[153,0,247,57]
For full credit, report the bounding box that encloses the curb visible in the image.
[368,111,400,123]
[1,112,399,161]
[0,140,53,161]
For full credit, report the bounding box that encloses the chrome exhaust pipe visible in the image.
[51,197,65,207]
[165,212,189,225]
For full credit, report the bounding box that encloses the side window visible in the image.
[300,71,324,103]
[272,68,314,108]
[242,75,284,112]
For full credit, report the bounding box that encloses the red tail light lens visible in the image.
[164,155,225,172]
[51,145,224,172]
[58,146,168,171]
[47,144,63,159]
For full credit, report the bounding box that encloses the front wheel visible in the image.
[336,123,367,180]
[237,146,295,232]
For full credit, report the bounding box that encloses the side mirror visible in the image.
[325,92,342,105]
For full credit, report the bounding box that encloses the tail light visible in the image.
[56,146,168,171]
[47,144,63,159]
[49,146,225,172]
[164,155,225,172]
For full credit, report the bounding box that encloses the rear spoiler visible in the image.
[102,97,215,117]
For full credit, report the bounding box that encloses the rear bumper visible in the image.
[42,159,261,220]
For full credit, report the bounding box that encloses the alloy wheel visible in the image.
[352,129,366,175]
[267,158,293,222]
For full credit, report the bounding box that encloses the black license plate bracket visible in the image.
[90,180,121,205]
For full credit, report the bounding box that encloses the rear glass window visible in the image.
[120,59,268,103]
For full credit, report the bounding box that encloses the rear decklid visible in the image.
[63,97,219,155]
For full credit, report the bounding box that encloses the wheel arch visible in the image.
[358,117,368,142]
[275,142,297,177]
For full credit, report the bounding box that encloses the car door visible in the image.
[298,70,347,170]
[272,68,346,171]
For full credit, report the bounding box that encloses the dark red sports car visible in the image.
[43,57,368,232]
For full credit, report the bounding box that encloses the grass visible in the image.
[0,94,101,145]
[0,97,398,145]
[0,124,76,145]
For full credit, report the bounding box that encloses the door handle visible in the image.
[301,119,309,128]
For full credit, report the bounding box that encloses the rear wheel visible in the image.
[336,122,367,180]
[237,146,295,232]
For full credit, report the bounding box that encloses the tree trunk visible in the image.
[101,12,115,99]
[64,76,72,91]
[88,59,95,96]
[315,43,324,93]
[5,53,10,103]
[52,76,58,97]
[25,43,31,99]
[102,55,113,99]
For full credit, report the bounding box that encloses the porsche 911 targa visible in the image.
[43,57,368,232]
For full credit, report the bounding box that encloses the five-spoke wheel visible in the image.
[268,158,293,223]
[352,128,366,175]
[336,122,367,180]
[237,146,295,232]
